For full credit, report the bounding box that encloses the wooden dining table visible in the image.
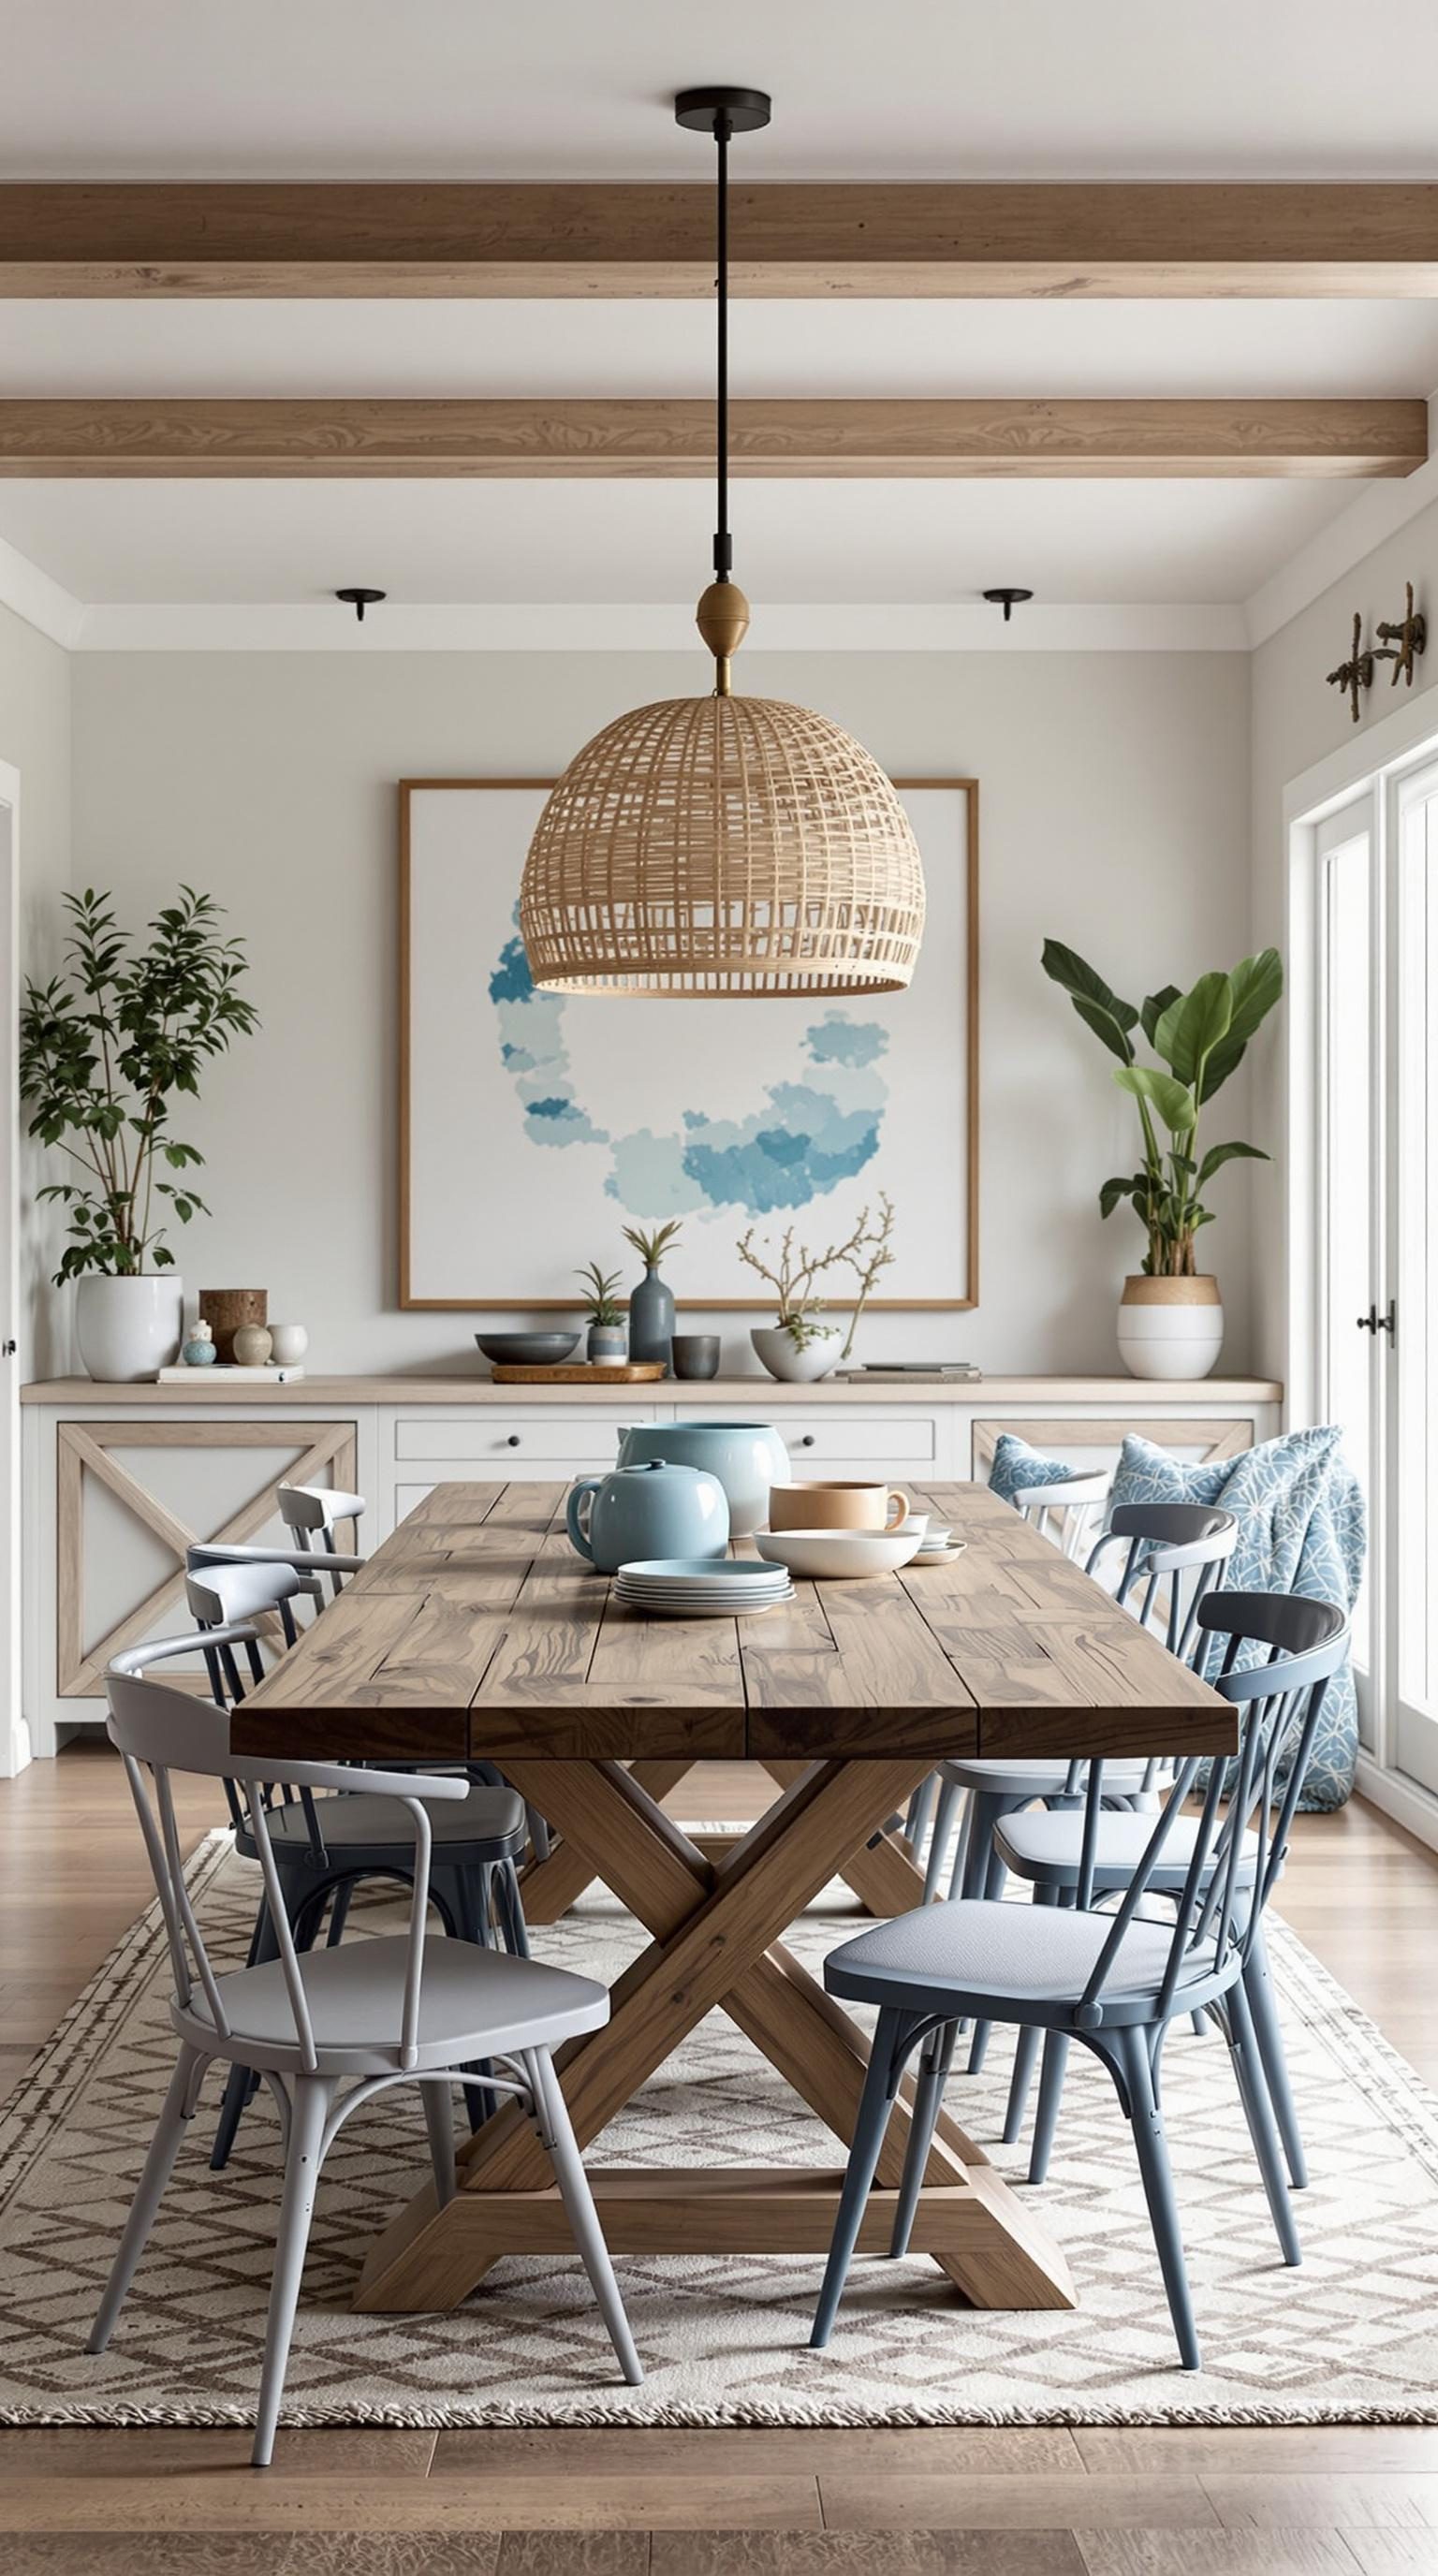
[230,1476,1237,2320]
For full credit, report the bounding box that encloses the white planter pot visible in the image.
[1117,1275,1224,1382]
[751,1325,840,1384]
[75,1274,183,1383]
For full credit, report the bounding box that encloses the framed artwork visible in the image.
[399,776,977,1311]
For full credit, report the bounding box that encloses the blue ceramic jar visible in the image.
[614,1419,790,1537]
[565,1456,729,1573]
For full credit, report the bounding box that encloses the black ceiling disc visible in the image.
[674,87,772,136]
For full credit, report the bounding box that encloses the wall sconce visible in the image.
[1373,581,1427,689]
[1326,611,1373,724]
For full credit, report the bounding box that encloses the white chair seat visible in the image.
[825,1897,1221,2019]
[261,1784,525,1854]
[994,1808,1260,1890]
[178,1933,608,2074]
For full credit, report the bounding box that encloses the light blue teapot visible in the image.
[615,1419,790,1537]
[566,1456,729,1573]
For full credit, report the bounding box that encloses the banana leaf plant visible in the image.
[1040,940,1284,1278]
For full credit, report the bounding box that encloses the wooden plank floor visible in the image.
[3,1739,1438,2572]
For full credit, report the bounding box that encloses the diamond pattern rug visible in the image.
[2,1831,1437,2429]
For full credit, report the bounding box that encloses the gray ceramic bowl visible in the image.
[475,1331,580,1366]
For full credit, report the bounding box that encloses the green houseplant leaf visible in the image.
[1040,939,1138,1065]
[1114,1064,1197,1134]
[1153,972,1234,1087]
[1196,1138,1269,1187]
[1198,947,1284,1101]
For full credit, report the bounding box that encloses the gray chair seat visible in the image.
[942,1755,1152,1799]
[994,1808,1260,1891]
[263,1785,525,1855]
[178,1932,608,2075]
[825,1896,1222,2022]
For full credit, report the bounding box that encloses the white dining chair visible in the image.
[90,1629,641,2466]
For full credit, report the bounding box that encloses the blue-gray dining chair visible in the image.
[808,1591,1348,2372]
[90,1631,640,2465]
[185,1556,532,2167]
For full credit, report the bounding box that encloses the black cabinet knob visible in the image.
[506,1434,521,1447]
[799,1433,815,1448]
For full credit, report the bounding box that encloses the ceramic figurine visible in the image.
[268,1323,309,1365]
[182,1318,217,1368]
[232,1322,274,1367]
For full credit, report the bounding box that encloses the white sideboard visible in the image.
[15,1371,1283,1770]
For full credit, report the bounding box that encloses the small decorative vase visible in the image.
[587,1321,627,1364]
[200,1288,268,1364]
[268,1323,309,1366]
[751,1324,840,1385]
[182,1319,217,1368]
[232,1323,274,1367]
[671,1334,721,1381]
[1117,1275,1225,1381]
[76,1274,183,1383]
[627,1264,675,1370]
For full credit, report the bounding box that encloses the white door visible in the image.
[0,763,22,1775]
[1314,765,1438,1792]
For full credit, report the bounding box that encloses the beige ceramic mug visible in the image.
[768,1478,911,1534]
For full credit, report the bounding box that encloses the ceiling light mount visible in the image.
[983,587,1034,623]
[673,87,772,137]
[335,586,386,623]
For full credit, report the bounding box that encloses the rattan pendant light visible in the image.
[520,88,926,998]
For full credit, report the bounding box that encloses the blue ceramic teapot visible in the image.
[565,1456,729,1573]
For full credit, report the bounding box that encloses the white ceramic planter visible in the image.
[751,1325,840,1384]
[1117,1274,1224,1381]
[75,1274,183,1383]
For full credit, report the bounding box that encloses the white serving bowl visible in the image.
[753,1524,926,1580]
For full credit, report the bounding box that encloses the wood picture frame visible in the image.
[399,776,978,1312]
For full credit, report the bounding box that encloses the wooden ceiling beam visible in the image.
[0,397,1423,478]
[3,183,1438,298]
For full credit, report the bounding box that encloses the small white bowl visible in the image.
[894,1513,930,1544]
[753,1524,926,1580]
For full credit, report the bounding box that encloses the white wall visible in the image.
[0,599,71,1377]
[50,645,1253,1378]
[1249,484,1438,1381]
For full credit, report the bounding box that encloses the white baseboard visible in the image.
[1356,1751,1438,1858]
[0,1708,34,1778]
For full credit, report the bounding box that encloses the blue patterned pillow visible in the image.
[988,1431,1078,1507]
[1108,1427,1366,1811]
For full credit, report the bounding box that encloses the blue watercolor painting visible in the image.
[490,921,888,1217]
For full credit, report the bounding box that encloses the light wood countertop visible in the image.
[21,1372,1284,1406]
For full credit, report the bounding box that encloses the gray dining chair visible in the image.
[808,1592,1348,2372]
[89,1630,641,2465]
[186,1556,532,2167]
[993,1584,1324,2189]
[918,1504,1240,2086]
[277,1482,366,1596]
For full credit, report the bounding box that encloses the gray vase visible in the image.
[626,1265,675,1370]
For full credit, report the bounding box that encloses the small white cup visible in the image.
[895,1513,930,1544]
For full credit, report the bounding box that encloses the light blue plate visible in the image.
[617,1558,787,1584]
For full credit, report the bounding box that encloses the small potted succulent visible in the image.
[622,1219,683,1369]
[738,1196,896,1383]
[1041,939,1283,1379]
[576,1261,627,1363]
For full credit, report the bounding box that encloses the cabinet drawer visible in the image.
[775,1410,936,1465]
[392,1409,646,1465]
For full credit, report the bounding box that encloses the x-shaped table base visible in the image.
[354,1755,1077,2317]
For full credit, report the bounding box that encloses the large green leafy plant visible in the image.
[1041,940,1283,1278]
[21,886,258,1284]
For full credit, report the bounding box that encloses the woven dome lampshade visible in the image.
[519,86,926,1001]
[521,685,926,998]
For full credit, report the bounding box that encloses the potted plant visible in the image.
[21,886,258,1382]
[738,1196,896,1383]
[622,1219,683,1369]
[576,1261,627,1363]
[1041,939,1283,1379]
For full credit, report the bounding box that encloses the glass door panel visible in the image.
[1394,768,1437,1785]
[1315,805,1378,1723]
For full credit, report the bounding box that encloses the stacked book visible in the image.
[834,1362,982,1384]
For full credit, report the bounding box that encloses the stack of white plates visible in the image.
[613,1557,795,1617]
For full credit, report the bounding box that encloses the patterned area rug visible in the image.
[3,1830,1437,2430]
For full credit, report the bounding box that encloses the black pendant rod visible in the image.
[714,108,731,585]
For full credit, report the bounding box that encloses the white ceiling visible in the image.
[5,301,1438,402]
[0,476,1355,607]
[7,0,1438,179]
[2,3,1435,627]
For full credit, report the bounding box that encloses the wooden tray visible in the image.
[489,1361,667,1384]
